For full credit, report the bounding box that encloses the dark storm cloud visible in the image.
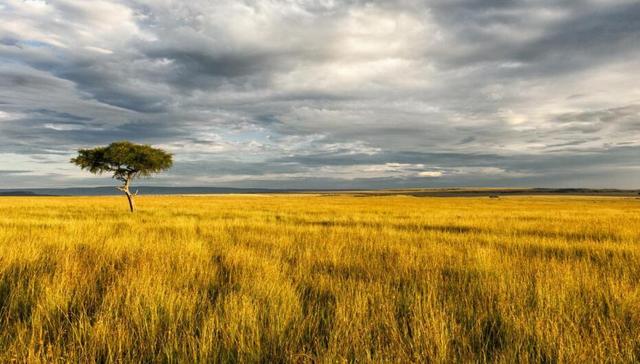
[0,0,638,188]
[141,47,283,89]
[0,67,64,90]
[554,105,640,125]
[0,117,186,154]
[28,109,93,122]
[514,3,640,62]
[426,1,640,81]
[169,159,306,178]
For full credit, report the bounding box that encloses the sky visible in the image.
[0,0,639,189]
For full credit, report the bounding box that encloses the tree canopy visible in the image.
[71,141,173,212]
[71,141,173,183]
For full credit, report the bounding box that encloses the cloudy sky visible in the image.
[1,0,639,189]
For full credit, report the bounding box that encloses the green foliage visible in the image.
[71,141,173,182]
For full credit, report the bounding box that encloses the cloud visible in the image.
[418,171,443,177]
[0,0,638,188]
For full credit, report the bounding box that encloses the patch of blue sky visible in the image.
[18,39,54,48]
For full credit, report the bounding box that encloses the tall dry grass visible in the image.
[0,195,639,362]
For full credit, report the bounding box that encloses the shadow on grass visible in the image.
[296,283,337,359]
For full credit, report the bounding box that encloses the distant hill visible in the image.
[0,190,57,196]
[0,186,295,196]
[352,187,640,197]
[0,187,638,197]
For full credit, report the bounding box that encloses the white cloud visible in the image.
[418,171,443,177]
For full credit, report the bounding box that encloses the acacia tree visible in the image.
[71,141,173,212]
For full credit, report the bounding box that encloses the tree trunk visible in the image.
[125,192,135,212]
[118,177,135,212]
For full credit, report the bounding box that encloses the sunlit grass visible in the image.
[0,195,639,362]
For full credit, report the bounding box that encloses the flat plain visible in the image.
[0,195,639,362]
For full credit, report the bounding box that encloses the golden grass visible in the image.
[0,195,639,363]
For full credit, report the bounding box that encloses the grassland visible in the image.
[0,195,639,363]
